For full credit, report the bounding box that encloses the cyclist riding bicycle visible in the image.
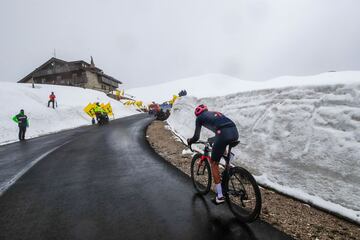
[187,104,239,204]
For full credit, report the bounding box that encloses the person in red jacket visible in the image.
[48,92,56,108]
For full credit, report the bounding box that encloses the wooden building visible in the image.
[18,57,122,93]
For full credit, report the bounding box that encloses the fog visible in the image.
[1,0,360,87]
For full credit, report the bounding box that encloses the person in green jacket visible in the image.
[94,103,108,125]
[12,109,29,141]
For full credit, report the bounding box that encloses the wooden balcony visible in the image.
[32,65,82,78]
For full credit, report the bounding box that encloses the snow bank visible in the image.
[127,71,360,104]
[127,74,242,103]
[0,83,137,145]
[167,74,360,223]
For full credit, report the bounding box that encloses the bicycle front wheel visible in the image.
[224,167,261,222]
[190,153,212,195]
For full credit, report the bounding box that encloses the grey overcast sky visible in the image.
[1,0,360,87]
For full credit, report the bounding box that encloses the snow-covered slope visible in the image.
[127,71,360,104]
[0,83,137,145]
[163,72,360,223]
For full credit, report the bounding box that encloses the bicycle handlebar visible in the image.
[188,140,212,152]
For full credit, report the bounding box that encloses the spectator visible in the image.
[48,92,56,108]
[179,89,187,97]
[12,109,29,141]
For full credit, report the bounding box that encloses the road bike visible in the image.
[189,140,262,222]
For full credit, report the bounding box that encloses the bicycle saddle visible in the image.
[229,141,240,148]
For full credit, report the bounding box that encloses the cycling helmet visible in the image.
[194,104,208,116]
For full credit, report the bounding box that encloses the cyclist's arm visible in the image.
[189,118,202,144]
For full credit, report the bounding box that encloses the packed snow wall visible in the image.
[168,83,360,222]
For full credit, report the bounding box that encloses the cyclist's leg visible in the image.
[210,143,225,183]
[211,138,227,199]
[211,127,239,199]
[221,127,239,159]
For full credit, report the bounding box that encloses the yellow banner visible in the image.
[84,103,96,117]
[169,95,179,105]
[103,102,113,116]
[84,102,112,118]
[135,100,143,108]
[124,100,135,106]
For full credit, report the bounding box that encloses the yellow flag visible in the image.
[84,103,96,117]
[135,101,143,108]
[124,100,135,106]
[104,102,113,116]
[169,95,178,105]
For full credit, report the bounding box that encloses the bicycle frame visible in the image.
[195,143,211,175]
[192,141,233,178]
[190,140,262,222]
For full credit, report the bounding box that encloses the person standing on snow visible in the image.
[48,92,56,108]
[12,109,29,141]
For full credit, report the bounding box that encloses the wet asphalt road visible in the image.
[0,114,293,240]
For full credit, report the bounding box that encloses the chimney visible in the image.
[90,56,95,68]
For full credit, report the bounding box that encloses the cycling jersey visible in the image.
[189,110,239,162]
[190,111,236,142]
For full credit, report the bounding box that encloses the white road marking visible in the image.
[0,141,70,197]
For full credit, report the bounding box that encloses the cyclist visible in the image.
[187,104,239,204]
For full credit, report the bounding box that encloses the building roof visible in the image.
[18,57,122,84]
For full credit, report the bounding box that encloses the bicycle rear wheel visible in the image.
[191,153,212,195]
[224,167,261,222]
